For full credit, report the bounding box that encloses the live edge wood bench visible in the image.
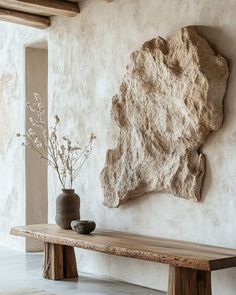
[10,224,236,295]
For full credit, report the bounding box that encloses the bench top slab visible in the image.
[11,224,236,271]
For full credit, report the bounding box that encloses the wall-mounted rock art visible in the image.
[100,26,229,208]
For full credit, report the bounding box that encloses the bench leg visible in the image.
[43,242,78,280]
[168,265,212,295]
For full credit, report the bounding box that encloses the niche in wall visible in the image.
[101,26,229,208]
[25,41,48,251]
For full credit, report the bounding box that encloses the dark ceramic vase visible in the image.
[55,189,80,229]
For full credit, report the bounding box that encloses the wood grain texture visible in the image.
[11,224,236,271]
[43,242,78,280]
[0,0,80,16]
[63,245,78,278]
[43,243,64,280]
[168,265,212,295]
[0,7,50,28]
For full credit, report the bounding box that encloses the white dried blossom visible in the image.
[30,117,40,127]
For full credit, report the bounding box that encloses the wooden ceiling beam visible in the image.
[0,0,80,17]
[0,7,50,29]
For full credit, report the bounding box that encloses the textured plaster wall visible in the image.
[0,0,236,293]
[0,24,45,251]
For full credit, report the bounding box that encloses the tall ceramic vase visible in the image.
[55,189,80,229]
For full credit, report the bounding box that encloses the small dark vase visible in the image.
[55,189,80,229]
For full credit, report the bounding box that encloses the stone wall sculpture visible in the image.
[100,26,229,208]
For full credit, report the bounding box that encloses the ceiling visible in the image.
[0,0,80,29]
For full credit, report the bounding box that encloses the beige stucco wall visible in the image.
[0,0,236,293]
[25,47,48,252]
[0,25,45,251]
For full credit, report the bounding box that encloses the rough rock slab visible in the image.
[101,26,229,208]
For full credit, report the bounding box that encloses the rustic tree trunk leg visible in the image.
[43,243,64,280]
[43,243,78,280]
[63,245,78,278]
[168,265,212,295]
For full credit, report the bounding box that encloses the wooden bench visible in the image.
[11,224,236,295]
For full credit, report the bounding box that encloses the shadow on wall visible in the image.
[197,26,234,203]
[188,27,236,295]
[197,26,233,60]
[197,25,234,128]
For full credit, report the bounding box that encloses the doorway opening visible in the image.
[25,41,48,252]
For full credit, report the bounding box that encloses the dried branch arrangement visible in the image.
[17,93,95,189]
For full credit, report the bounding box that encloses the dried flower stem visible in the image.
[17,93,95,189]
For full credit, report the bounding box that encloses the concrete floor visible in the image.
[0,247,165,295]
